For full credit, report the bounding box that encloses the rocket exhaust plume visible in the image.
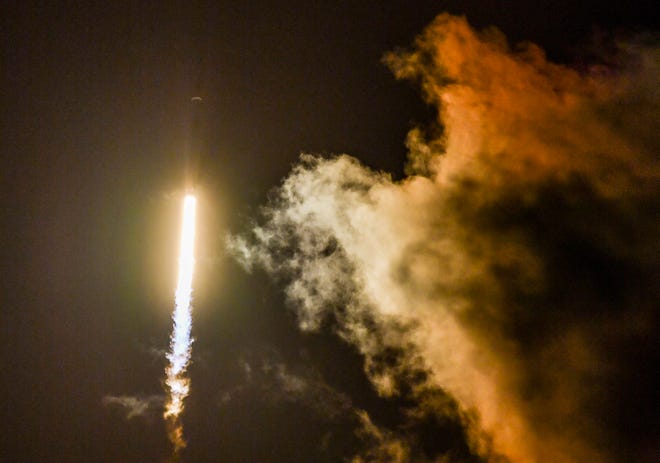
[164,194,197,456]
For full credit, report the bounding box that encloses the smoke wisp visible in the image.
[102,394,164,420]
[230,14,659,463]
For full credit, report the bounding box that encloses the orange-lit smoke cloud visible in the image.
[231,14,659,463]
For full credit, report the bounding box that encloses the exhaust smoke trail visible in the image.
[164,194,197,456]
[230,14,659,463]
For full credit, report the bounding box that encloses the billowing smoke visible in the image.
[230,14,659,463]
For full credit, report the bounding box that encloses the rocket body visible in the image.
[185,96,205,192]
[163,95,204,454]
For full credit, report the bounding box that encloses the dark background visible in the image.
[1,1,657,462]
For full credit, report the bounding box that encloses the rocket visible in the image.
[184,95,205,192]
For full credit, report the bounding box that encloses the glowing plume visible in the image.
[164,194,197,455]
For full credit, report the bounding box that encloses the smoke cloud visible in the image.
[102,394,164,420]
[229,14,659,463]
[220,353,353,420]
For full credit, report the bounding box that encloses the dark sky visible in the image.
[1,2,657,462]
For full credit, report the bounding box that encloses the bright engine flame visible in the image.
[164,194,197,454]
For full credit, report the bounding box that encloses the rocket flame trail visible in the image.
[164,194,197,455]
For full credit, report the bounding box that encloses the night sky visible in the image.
[1,2,658,463]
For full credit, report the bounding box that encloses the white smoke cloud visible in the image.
[229,14,659,463]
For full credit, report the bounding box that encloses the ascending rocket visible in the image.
[184,95,205,192]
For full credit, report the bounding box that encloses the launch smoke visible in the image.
[231,14,659,463]
[164,194,197,455]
